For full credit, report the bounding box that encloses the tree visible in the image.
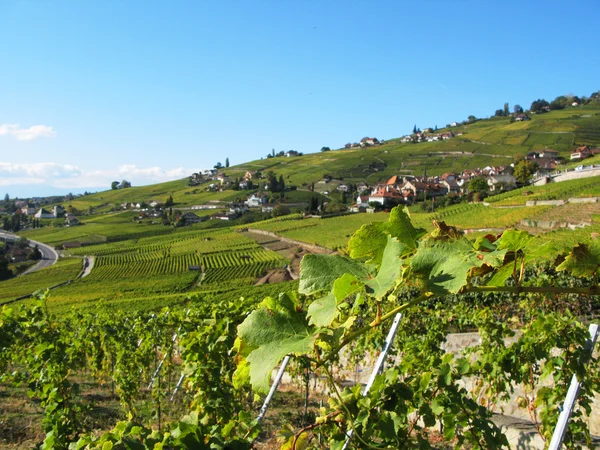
[225,157,230,168]
[513,159,538,184]
[514,104,523,114]
[503,103,509,116]
[214,162,223,170]
[278,175,285,193]
[412,125,417,134]
[467,115,477,123]
[120,180,131,189]
[272,203,291,218]
[28,245,42,261]
[494,109,505,117]
[3,193,8,203]
[268,173,278,193]
[165,195,174,207]
[530,99,549,113]
[111,181,120,190]
[468,177,488,196]
[550,95,568,110]
[320,147,331,152]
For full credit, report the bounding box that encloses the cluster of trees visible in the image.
[110,180,132,190]
[266,149,303,158]
[267,173,286,193]
[2,214,25,232]
[214,158,230,169]
[0,238,41,280]
[307,196,324,214]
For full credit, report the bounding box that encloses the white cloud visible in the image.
[0,162,195,192]
[0,123,56,141]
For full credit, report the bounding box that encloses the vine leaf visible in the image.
[348,206,425,264]
[411,239,506,294]
[365,236,405,299]
[497,229,533,252]
[557,241,600,277]
[487,239,557,286]
[237,292,317,392]
[332,273,363,302]
[299,254,373,295]
[307,294,336,327]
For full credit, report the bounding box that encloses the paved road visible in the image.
[0,231,59,275]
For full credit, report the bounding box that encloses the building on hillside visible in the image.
[245,194,268,208]
[360,137,379,147]
[486,174,517,192]
[515,114,530,121]
[538,149,559,159]
[21,204,36,215]
[440,179,460,194]
[570,146,591,160]
[229,203,248,214]
[34,208,54,219]
[244,170,257,180]
[368,185,404,207]
[64,214,80,227]
[180,212,204,226]
[53,205,65,218]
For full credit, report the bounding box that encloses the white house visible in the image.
[487,174,517,192]
[34,208,55,219]
[245,194,268,208]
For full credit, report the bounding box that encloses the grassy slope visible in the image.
[5,104,600,313]
[48,104,600,213]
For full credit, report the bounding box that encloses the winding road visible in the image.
[0,231,59,275]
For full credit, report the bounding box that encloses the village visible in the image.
[4,142,599,232]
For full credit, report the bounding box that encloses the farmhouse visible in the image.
[64,214,80,227]
[180,212,204,226]
[487,174,517,192]
[570,146,591,161]
[368,185,404,207]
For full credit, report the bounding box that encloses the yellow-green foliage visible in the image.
[0,258,83,304]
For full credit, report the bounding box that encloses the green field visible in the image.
[486,176,600,206]
[3,104,600,314]
[0,258,83,305]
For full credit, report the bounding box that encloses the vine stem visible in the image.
[292,410,342,450]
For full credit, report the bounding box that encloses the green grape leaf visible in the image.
[307,294,336,327]
[348,206,424,264]
[237,292,317,392]
[299,254,373,295]
[487,240,557,286]
[348,222,389,265]
[497,229,533,252]
[411,239,506,294]
[332,273,363,302]
[308,273,366,327]
[557,241,600,277]
[365,236,405,299]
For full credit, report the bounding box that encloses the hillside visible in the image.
[48,103,600,212]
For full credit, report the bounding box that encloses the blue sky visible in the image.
[1,0,599,198]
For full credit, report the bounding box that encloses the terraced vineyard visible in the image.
[487,176,600,206]
[67,229,286,286]
[0,258,83,305]
[425,203,552,229]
